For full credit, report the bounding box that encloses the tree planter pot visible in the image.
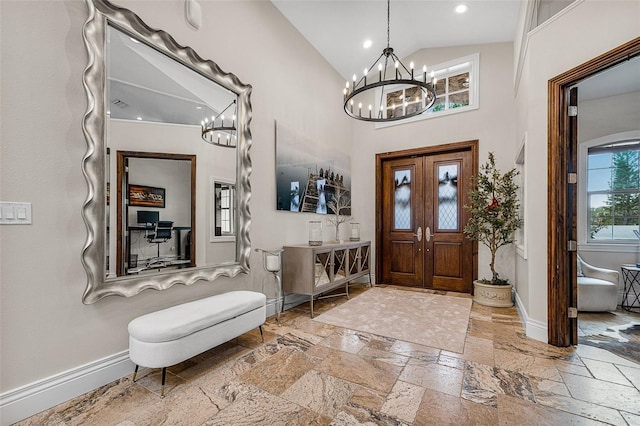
[473,280,513,308]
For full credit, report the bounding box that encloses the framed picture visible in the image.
[275,121,351,215]
[129,184,165,208]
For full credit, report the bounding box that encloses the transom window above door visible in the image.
[376,53,479,129]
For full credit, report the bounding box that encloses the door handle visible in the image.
[425,227,432,242]
[414,226,422,242]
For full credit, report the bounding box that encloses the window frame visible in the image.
[578,131,640,250]
[375,53,479,129]
[515,133,528,260]
[210,177,236,243]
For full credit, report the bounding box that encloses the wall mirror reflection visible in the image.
[112,151,196,277]
[212,180,236,241]
[82,0,252,303]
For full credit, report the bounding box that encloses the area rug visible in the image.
[313,287,472,353]
[579,321,640,364]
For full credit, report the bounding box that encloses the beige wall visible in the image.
[351,42,518,287]
[515,0,640,327]
[578,92,640,143]
[0,0,351,393]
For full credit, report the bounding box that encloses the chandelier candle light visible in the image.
[201,99,237,148]
[343,0,437,122]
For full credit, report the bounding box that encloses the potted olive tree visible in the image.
[464,152,522,307]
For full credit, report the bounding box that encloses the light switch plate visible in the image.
[0,202,32,224]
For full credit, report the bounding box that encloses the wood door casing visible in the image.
[376,140,478,291]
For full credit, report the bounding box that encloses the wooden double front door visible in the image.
[376,141,477,292]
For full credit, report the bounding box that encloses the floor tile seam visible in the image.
[558,389,640,416]
[276,373,361,420]
[521,396,626,426]
[577,352,640,370]
[564,365,637,389]
[583,362,635,388]
[615,361,640,372]
[308,365,393,407]
[379,379,427,424]
[207,380,314,423]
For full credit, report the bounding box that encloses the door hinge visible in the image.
[568,173,577,184]
[568,106,578,117]
[567,240,577,252]
[568,307,578,318]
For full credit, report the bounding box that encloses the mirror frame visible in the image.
[81,0,252,303]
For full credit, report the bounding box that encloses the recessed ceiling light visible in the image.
[196,106,203,110]
[455,4,468,14]
[136,117,142,121]
[363,39,373,49]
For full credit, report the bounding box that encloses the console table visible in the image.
[621,264,640,311]
[283,240,371,317]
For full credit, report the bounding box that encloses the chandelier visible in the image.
[343,0,437,122]
[201,99,237,148]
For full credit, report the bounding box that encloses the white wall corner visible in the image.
[0,351,135,426]
[514,289,548,343]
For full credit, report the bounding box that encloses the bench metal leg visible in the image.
[259,325,264,342]
[161,367,167,398]
[132,365,139,382]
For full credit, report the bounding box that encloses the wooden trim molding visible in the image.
[547,37,640,347]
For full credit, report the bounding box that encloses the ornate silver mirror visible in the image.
[82,0,252,303]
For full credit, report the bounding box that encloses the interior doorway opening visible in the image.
[548,37,640,347]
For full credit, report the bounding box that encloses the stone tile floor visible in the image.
[18,285,640,425]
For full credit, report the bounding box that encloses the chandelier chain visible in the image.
[386,0,390,49]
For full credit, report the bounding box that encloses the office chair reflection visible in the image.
[147,220,173,267]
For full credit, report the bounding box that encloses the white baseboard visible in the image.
[514,290,548,343]
[0,351,135,426]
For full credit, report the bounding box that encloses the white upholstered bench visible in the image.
[128,290,266,396]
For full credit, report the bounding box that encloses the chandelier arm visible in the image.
[201,98,238,147]
[354,52,387,88]
[390,52,413,78]
[213,99,237,121]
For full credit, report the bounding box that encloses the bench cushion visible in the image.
[128,291,266,343]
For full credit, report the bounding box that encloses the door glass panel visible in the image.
[394,169,412,229]
[438,164,458,230]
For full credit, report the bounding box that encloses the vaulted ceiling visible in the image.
[271,0,523,80]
